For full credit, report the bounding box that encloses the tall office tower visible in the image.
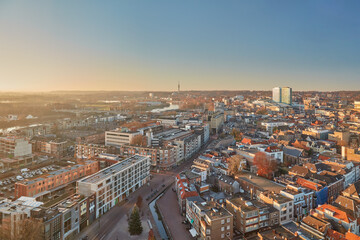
[272,87,282,103]
[281,87,292,105]
[355,100,360,110]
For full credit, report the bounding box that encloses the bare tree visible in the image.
[0,218,44,240]
[228,155,243,175]
[130,135,147,147]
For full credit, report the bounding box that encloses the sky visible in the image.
[0,0,360,92]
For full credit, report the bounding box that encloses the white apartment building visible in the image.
[259,192,294,225]
[77,155,150,218]
[261,122,294,133]
[105,129,141,147]
[0,136,32,157]
[280,185,314,222]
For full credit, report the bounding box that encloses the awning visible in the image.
[189,228,197,237]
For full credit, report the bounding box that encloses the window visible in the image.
[221,219,225,224]
[221,234,225,238]
[45,224,50,233]
[221,227,224,231]
[227,225,230,230]
[227,218,230,223]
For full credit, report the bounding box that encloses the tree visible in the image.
[228,155,243,175]
[253,152,278,179]
[130,135,147,147]
[256,107,268,115]
[136,195,143,209]
[0,218,44,240]
[231,129,243,142]
[128,206,143,235]
[272,127,279,134]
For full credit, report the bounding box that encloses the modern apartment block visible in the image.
[186,200,234,240]
[281,87,292,105]
[75,143,115,159]
[119,144,178,170]
[207,112,224,134]
[259,192,294,225]
[77,155,150,218]
[0,136,32,158]
[280,185,314,221]
[272,87,282,103]
[272,87,292,105]
[225,197,279,235]
[105,129,141,146]
[15,160,99,199]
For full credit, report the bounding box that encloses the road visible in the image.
[77,139,213,240]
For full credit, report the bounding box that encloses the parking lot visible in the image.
[0,164,60,199]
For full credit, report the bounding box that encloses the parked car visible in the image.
[16,175,24,181]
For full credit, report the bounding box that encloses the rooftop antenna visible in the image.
[178,81,180,92]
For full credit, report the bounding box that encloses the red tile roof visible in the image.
[327,229,345,239]
[346,232,360,240]
[297,177,322,191]
[316,204,355,224]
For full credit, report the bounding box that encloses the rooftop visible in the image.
[235,171,286,193]
[196,201,232,220]
[79,155,148,184]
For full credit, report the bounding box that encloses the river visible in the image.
[150,103,179,113]
[149,193,169,240]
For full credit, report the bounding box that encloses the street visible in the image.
[77,139,213,240]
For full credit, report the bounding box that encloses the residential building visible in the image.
[186,200,233,240]
[281,87,292,105]
[119,144,179,170]
[32,138,67,157]
[175,171,201,214]
[77,155,150,218]
[75,143,115,159]
[0,136,32,158]
[259,191,294,225]
[300,215,331,240]
[316,204,359,235]
[272,87,282,103]
[280,185,314,221]
[226,197,279,235]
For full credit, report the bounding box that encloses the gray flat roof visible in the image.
[78,155,148,184]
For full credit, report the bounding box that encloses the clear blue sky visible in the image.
[0,0,359,91]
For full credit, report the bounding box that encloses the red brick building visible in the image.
[15,160,99,198]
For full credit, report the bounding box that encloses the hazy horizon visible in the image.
[1,1,360,91]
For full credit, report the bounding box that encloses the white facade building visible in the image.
[77,155,150,218]
[0,136,32,157]
[105,129,141,147]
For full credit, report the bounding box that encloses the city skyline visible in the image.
[1,1,360,92]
